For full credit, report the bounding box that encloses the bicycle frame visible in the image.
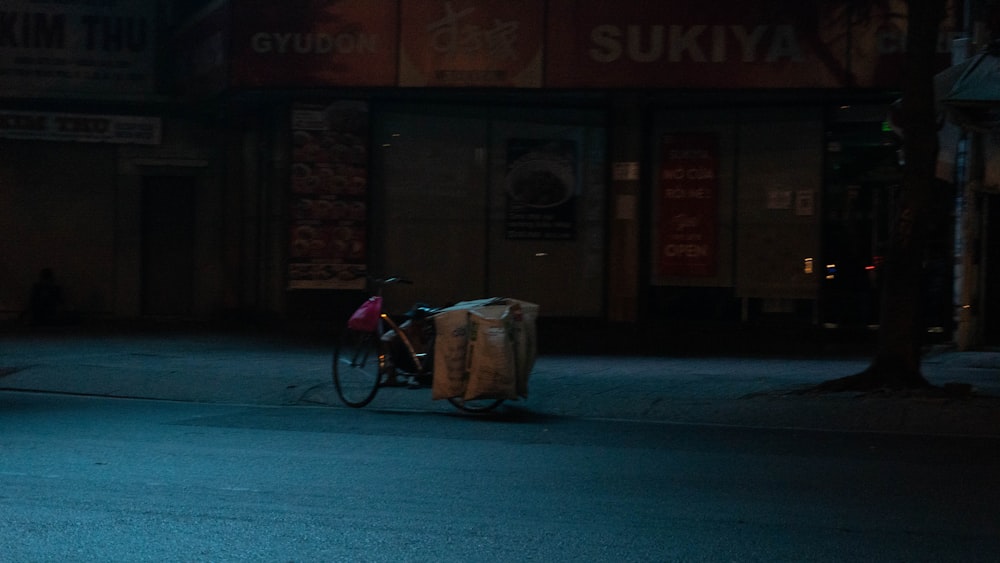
[378,312,432,375]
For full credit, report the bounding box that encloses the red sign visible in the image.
[399,0,543,87]
[658,133,719,278]
[231,0,398,88]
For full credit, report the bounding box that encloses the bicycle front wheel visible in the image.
[333,329,383,407]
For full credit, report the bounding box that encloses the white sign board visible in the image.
[0,111,161,144]
[0,1,156,100]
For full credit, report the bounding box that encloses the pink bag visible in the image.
[347,296,383,332]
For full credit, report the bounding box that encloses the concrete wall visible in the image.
[0,140,117,320]
[0,118,230,323]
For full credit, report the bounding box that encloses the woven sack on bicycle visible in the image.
[430,298,504,401]
[464,307,518,401]
[431,308,472,400]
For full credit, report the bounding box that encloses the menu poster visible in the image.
[658,133,719,278]
[504,139,577,240]
[288,101,369,289]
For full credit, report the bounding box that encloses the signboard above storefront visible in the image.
[399,0,543,87]
[230,0,398,88]
[167,0,957,96]
[545,0,956,89]
[0,0,156,100]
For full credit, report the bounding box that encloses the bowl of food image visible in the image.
[504,160,574,208]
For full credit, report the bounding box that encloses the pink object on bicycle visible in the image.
[348,296,382,332]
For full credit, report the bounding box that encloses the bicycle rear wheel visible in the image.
[333,329,382,407]
[447,397,505,413]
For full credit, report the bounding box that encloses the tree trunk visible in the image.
[827,0,948,391]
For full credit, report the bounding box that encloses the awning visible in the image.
[927,57,976,181]
[944,51,1000,106]
[940,49,1000,190]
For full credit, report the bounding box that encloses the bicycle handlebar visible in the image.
[348,268,412,286]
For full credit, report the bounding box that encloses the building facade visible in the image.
[3,0,988,344]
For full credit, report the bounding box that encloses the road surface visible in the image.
[1,391,998,562]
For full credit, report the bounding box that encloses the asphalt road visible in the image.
[2,391,998,562]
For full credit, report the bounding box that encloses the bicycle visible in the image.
[332,274,506,413]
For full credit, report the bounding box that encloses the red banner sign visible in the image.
[658,133,719,278]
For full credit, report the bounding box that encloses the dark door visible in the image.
[821,120,898,327]
[984,195,1000,344]
[141,177,196,317]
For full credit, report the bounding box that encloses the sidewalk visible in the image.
[2,328,999,437]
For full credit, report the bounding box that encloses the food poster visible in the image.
[288,101,369,289]
[505,139,577,240]
[657,133,719,277]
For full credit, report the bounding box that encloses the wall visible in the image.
[735,107,823,301]
[0,140,117,320]
[0,118,228,323]
[371,102,607,317]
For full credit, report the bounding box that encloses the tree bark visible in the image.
[826,0,948,391]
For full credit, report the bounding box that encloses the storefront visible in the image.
[0,0,230,322]
[943,47,1000,347]
[0,0,961,336]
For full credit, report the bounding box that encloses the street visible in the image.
[2,391,998,562]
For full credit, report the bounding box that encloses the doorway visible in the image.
[141,176,196,318]
[983,195,1000,344]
